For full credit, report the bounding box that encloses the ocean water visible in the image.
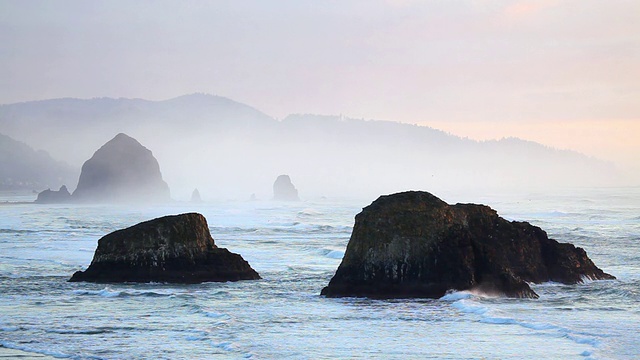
[1,188,639,359]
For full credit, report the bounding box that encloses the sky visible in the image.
[1,0,639,175]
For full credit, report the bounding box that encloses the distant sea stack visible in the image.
[70,213,261,283]
[191,188,202,202]
[273,174,299,201]
[72,133,170,203]
[35,185,72,203]
[321,191,614,299]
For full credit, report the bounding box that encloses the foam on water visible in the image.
[71,286,197,300]
[439,291,473,301]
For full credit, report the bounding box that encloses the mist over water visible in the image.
[0,95,626,201]
[1,1,639,358]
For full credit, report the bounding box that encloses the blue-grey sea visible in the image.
[1,188,639,359]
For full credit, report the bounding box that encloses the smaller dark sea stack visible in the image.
[273,174,299,201]
[70,213,260,283]
[321,191,614,299]
[35,185,72,203]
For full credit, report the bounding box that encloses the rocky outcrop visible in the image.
[72,133,170,203]
[69,213,260,283]
[273,174,299,201]
[35,185,72,203]
[191,188,202,202]
[321,191,614,299]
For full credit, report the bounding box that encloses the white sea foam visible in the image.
[439,291,472,301]
[72,287,179,298]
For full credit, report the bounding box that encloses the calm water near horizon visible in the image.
[1,188,639,359]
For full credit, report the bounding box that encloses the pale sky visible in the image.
[1,0,639,175]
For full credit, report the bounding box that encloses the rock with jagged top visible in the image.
[35,185,72,203]
[273,174,299,201]
[321,191,614,299]
[69,213,260,283]
[72,133,170,203]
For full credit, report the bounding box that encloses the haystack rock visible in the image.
[273,174,299,201]
[321,191,614,299]
[72,133,170,203]
[35,185,72,203]
[69,213,260,283]
[191,188,202,202]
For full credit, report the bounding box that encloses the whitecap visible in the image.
[439,291,472,301]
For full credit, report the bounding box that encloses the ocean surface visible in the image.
[1,188,639,359]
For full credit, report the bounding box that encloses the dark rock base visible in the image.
[321,191,615,299]
[70,248,260,283]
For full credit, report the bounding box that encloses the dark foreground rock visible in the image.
[321,191,614,299]
[273,174,299,201]
[35,185,72,203]
[72,133,170,203]
[70,213,260,283]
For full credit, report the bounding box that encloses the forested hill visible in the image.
[0,132,76,191]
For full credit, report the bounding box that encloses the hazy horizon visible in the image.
[1,0,639,187]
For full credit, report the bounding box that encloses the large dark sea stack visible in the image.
[70,213,260,283]
[273,174,299,201]
[321,191,614,299]
[72,133,170,203]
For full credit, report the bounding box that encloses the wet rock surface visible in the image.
[322,191,614,299]
[70,213,260,283]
